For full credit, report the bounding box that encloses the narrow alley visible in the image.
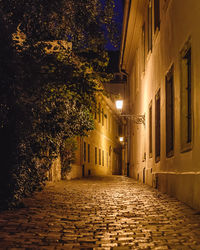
[0,176,200,249]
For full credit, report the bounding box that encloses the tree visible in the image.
[0,0,120,209]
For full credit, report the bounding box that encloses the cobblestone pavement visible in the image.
[0,176,200,250]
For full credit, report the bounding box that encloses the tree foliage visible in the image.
[0,0,120,209]
[60,138,78,179]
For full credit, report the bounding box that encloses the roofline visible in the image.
[119,0,131,73]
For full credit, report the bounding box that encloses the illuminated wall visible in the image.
[121,0,200,209]
[67,93,123,178]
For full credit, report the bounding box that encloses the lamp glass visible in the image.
[116,100,123,110]
[119,137,124,142]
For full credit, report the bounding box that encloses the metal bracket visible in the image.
[120,114,145,125]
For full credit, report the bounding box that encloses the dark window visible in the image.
[118,125,122,136]
[84,142,86,161]
[166,66,174,157]
[98,103,101,123]
[109,146,112,156]
[149,101,153,157]
[155,89,161,162]
[95,147,97,164]
[181,45,192,151]
[99,149,101,165]
[107,152,108,167]
[154,0,160,32]
[142,23,146,71]
[88,144,90,163]
[105,113,107,128]
[102,108,104,126]
[94,103,97,119]
[148,0,152,52]
[102,150,104,166]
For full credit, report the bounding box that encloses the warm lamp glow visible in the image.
[116,100,123,110]
[119,137,124,142]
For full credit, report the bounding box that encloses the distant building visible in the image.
[48,86,125,181]
[68,91,124,179]
[120,0,200,209]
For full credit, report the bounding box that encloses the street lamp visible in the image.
[116,100,123,110]
[115,100,145,125]
[119,137,124,142]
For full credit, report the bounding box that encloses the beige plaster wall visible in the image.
[80,94,123,177]
[124,0,200,209]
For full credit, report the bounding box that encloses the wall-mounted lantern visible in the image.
[115,100,145,125]
[119,137,124,142]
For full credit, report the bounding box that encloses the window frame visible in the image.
[88,144,90,163]
[154,0,160,32]
[149,100,153,158]
[99,148,101,165]
[142,23,146,72]
[98,103,101,123]
[102,150,104,166]
[102,108,104,126]
[148,0,152,52]
[94,103,97,120]
[155,89,161,162]
[95,147,97,165]
[180,41,192,152]
[84,142,86,162]
[165,65,174,158]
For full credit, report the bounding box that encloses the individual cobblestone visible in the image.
[0,176,200,249]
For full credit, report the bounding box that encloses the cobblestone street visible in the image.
[0,176,200,249]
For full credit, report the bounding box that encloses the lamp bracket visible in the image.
[120,114,145,125]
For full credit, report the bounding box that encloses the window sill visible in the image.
[166,150,174,158]
[181,143,192,153]
[155,156,160,163]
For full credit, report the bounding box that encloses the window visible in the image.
[98,103,101,123]
[155,89,160,162]
[95,147,97,164]
[118,125,122,136]
[102,108,104,126]
[166,66,174,157]
[84,142,86,161]
[148,0,152,52]
[107,152,108,167]
[102,150,104,166]
[109,146,112,156]
[94,103,97,119]
[105,113,107,129]
[107,114,110,131]
[99,149,101,165]
[88,144,90,163]
[142,23,146,71]
[149,101,153,158]
[180,43,192,151]
[154,0,160,32]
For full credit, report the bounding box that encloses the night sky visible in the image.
[106,0,124,50]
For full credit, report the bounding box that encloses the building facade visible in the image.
[120,0,200,209]
[69,92,124,179]
[48,90,125,181]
